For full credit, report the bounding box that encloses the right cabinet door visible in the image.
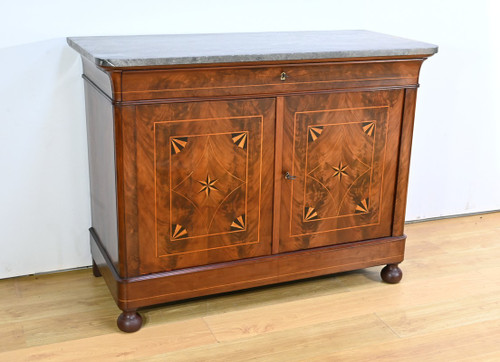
[279,90,404,252]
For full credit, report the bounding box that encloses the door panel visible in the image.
[279,91,404,252]
[131,99,275,273]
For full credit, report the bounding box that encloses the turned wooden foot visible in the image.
[92,259,102,277]
[381,264,403,284]
[117,310,143,333]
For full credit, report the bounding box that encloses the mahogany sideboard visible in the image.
[67,30,437,332]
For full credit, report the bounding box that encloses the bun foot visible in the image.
[92,259,102,277]
[381,264,403,284]
[117,310,143,333]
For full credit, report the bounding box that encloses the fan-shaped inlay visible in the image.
[355,198,370,213]
[230,214,246,230]
[304,206,319,221]
[232,132,247,150]
[308,126,324,142]
[362,122,375,137]
[171,137,188,154]
[172,224,188,239]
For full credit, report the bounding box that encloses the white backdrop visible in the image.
[1,0,499,278]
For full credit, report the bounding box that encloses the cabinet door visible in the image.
[129,99,275,273]
[279,91,404,252]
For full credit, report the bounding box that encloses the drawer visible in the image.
[120,59,423,101]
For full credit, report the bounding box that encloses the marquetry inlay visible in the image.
[230,214,246,231]
[171,137,188,154]
[167,132,248,240]
[304,207,319,221]
[355,198,370,213]
[197,175,219,197]
[231,132,248,150]
[308,126,324,142]
[362,121,375,137]
[171,224,188,239]
[303,120,376,220]
[287,99,392,239]
[331,161,349,181]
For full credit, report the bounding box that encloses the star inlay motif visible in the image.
[332,162,348,181]
[198,175,219,197]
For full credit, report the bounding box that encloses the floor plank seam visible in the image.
[201,316,221,344]
[374,312,403,339]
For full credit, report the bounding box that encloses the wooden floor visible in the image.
[1,213,500,361]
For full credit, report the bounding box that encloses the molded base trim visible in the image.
[90,228,405,310]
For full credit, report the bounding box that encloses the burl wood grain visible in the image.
[279,90,404,252]
[120,98,275,275]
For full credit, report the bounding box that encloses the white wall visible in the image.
[1,0,499,278]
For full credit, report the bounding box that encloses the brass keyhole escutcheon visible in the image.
[280,71,287,81]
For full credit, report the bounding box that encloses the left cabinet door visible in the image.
[123,98,276,274]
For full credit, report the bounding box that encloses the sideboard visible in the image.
[67,30,437,332]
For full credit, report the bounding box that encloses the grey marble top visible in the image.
[67,30,438,68]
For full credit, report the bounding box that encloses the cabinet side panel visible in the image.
[82,58,122,101]
[84,82,119,268]
[82,59,113,99]
[392,88,418,235]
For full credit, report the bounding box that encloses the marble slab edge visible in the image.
[67,30,438,68]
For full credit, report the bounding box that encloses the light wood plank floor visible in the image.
[1,212,499,361]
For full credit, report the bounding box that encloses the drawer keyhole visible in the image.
[280,71,288,81]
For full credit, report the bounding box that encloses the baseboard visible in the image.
[405,209,500,224]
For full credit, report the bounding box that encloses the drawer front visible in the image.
[120,60,422,101]
[279,90,404,252]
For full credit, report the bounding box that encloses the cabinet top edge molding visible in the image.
[67,30,438,68]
